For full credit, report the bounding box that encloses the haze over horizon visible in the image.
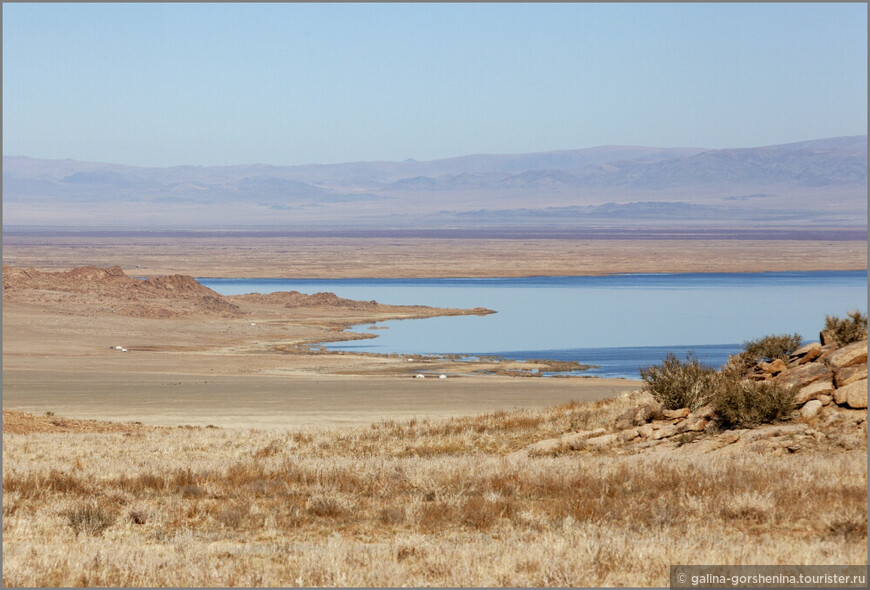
[4,135,866,230]
[4,133,867,170]
[3,3,867,168]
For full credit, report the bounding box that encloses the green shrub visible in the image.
[711,375,796,430]
[741,333,803,365]
[824,311,868,346]
[640,352,716,410]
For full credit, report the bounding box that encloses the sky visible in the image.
[2,2,867,168]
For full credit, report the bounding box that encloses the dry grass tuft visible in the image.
[63,501,116,537]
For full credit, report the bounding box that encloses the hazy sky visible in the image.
[3,2,867,167]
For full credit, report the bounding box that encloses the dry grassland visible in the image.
[3,394,866,587]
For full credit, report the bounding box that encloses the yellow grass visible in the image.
[3,396,867,587]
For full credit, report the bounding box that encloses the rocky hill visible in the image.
[3,265,243,319]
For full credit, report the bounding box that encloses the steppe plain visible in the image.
[2,233,867,586]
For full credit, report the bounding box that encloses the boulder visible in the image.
[576,433,620,450]
[775,362,833,389]
[825,340,868,369]
[617,428,640,443]
[651,424,679,440]
[794,379,835,405]
[820,330,835,346]
[637,423,656,439]
[818,394,832,406]
[800,399,823,420]
[789,342,822,365]
[522,428,606,455]
[833,379,867,407]
[637,401,665,423]
[741,423,807,443]
[662,408,690,419]
[844,380,867,410]
[717,432,741,446]
[676,405,717,433]
[760,359,788,375]
[615,402,664,430]
[834,364,867,388]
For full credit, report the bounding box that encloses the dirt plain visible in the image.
[3,234,867,277]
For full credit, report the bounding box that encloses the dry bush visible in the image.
[126,509,147,525]
[825,310,868,346]
[711,376,796,429]
[741,333,803,365]
[640,352,716,410]
[305,492,353,518]
[63,501,116,537]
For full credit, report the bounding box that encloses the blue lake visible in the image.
[201,272,867,379]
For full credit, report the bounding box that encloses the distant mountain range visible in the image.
[3,136,866,230]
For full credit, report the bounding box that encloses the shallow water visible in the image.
[201,271,867,379]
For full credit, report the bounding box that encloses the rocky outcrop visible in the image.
[765,338,866,415]
[518,337,867,458]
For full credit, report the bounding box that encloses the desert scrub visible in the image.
[741,333,803,365]
[639,352,716,410]
[711,375,796,429]
[824,311,868,346]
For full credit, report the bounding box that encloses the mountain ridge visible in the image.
[3,136,866,229]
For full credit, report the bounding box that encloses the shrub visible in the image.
[711,374,796,430]
[741,333,803,365]
[305,493,351,518]
[640,352,716,410]
[64,502,116,536]
[824,311,868,346]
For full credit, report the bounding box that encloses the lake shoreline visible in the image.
[202,271,867,380]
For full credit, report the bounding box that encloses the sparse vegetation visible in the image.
[825,310,868,346]
[741,333,803,365]
[639,352,716,410]
[2,403,865,587]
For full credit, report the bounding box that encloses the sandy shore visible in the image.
[3,235,866,277]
